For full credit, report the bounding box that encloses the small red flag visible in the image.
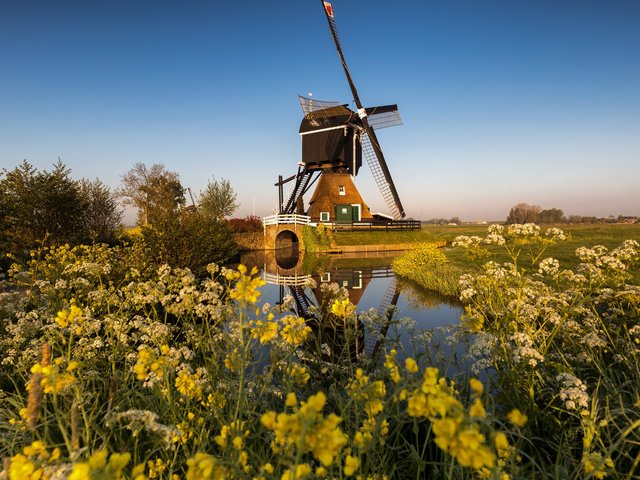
[323,1,334,18]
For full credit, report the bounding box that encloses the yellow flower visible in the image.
[281,316,312,346]
[582,452,614,479]
[175,369,205,401]
[69,450,130,480]
[186,453,226,480]
[251,319,279,344]
[69,463,91,480]
[493,432,511,459]
[469,398,486,418]
[55,304,83,329]
[262,392,347,467]
[229,265,265,304]
[347,369,386,418]
[405,357,419,373]
[232,436,243,450]
[344,455,360,476]
[9,453,43,480]
[506,409,528,428]
[286,364,310,386]
[469,378,484,396]
[384,350,401,383]
[281,463,311,480]
[31,359,77,395]
[331,298,355,319]
[285,392,298,408]
[132,463,146,480]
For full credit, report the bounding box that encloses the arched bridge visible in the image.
[263,214,310,251]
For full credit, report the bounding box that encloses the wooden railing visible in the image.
[263,272,311,286]
[330,219,421,231]
[262,214,311,227]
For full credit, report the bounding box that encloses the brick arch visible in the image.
[263,223,306,251]
[275,229,299,249]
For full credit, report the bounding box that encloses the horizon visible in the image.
[2,0,639,221]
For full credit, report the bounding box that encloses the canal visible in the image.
[241,248,465,369]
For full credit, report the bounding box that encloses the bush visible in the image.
[392,243,462,296]
[228,215,262,233]
[141,211,238,277]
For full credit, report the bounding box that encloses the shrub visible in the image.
[141,211,238,277]
[392,243,461,296]
[228,215,263,233]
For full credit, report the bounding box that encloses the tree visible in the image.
[198,177,239,220]
[0,160,87,251]
[506,203,542,224]
[79,178,123,243]
[118,163,184,225]
[538,208,565,224]
[141,210,238,277]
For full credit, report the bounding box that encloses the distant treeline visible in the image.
[505,203,638,225]
[423,205,638,226]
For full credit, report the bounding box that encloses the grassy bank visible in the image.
[391,224,640,296]
[335,224,640,248]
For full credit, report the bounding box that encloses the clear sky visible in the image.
[1,0,639,222]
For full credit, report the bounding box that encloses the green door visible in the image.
[352,204,361,221]
[336,204,352,222]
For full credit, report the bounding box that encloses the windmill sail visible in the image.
[361,133,404,219]
[365,104,403,130]
[298,95,342,116]
[320,0,406,219]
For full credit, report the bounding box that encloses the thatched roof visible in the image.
[307,172,372,220]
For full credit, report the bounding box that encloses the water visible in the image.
[241,249,464,364]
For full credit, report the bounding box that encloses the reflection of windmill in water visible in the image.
[270,266,401,360]
[276,0,406,222]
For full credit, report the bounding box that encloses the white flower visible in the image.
[545,227,567,241]
[538,258,560,276]
[556,373,589,412]
[459,287,477,301]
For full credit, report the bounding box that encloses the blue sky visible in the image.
[1,0,638,221]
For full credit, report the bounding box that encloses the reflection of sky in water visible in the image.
[259,267,467,374]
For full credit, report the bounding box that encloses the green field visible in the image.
[334,223,640,247]
[334,223,640,284]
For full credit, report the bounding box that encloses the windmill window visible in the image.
[353,271,363,289]
[338,185,345,195]
[321,272,331,283]
[320,211,330,222]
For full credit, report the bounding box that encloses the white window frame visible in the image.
[321,272,331,283]
[320,211,330,222]
[352,271,363,289]
[338,185,346,195]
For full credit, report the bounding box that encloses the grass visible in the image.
[337,224,640,281]
[334,224,640,247]
[446,224,640,283]
[387,224,640,295]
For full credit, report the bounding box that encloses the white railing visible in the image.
[263,214,311,227]
[263,272,311,286]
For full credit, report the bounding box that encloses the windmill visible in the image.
[276,0,406,221]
